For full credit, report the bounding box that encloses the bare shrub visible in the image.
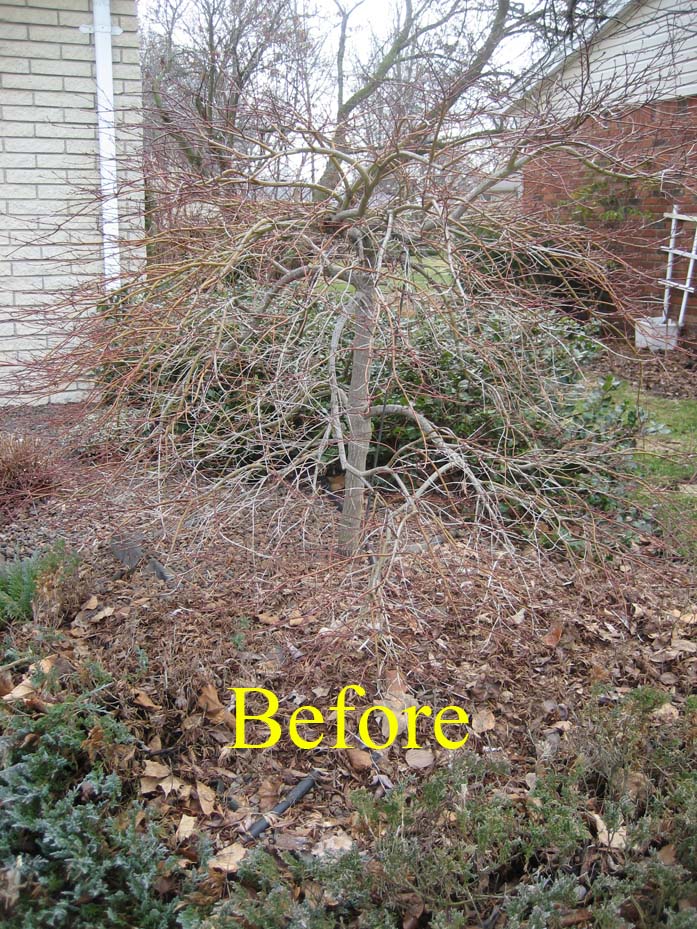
[0,437,57,522]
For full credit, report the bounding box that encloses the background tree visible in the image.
[142,0,322,177]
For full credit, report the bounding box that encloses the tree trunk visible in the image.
[314,123,349,202]
[338,274,376,555]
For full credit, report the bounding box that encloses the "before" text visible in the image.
[228,685,470,750]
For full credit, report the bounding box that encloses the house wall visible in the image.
[518,0,697,336]
[0,0,143,402]
[527,0,697,115]
[521,97,697,328]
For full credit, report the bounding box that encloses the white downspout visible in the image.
[83,0,123,290]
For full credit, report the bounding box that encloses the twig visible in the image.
[137,740,185,759]
[0,657,33,674]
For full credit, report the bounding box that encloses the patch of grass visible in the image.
[649,490,697,562]
[609,381,697,437]
[637,394,697,441]
[609,381,697,486]
[601,380,697,560]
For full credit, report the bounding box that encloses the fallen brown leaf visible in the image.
[175,814,196,843]
[3,681,35,703]
[346,748,373,771]
[197,683,235,730]
[312,830,354,857]
[196,781,217,817]
[542,623,563,648]
[588,812,626,850]
[405,748,435,769]
[380,669,417,738]
[143,760,171,779]
[0,856,23,912]
[398,892,425,924]
[657,844,677,865]
[257,777,282,810]
[140,776,162,795]
[624,771,650,805]
[30,656,56,676]
[133,689,161,710]
[559,910,592,927]
[208,843,248,874]
[159,775,188,799]
[651,703,679,722]
[197,683,225,714]
[471,708,496,735]
[257,611,280,626]
[90,607,115,622]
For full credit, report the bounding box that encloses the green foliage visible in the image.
[625,685,671,712]
[564,174,656,227]
[671,773,697,871]
[346,754,592,917]
[374,308,602,455]
[0,544,77,626]
[0,668,196,929]
[202,694,696,929]
[372,329,641,554]
[2,668,695,928]
[0,557,39,623]
[372,318,638,510]
[502,874,581,929]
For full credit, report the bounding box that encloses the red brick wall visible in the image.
[521,97,697,335]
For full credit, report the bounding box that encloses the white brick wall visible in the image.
[0,0,143,403]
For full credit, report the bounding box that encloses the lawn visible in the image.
[611,381,697,484]
[605,379,697,561]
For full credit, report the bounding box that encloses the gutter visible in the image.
[81,0,123,289]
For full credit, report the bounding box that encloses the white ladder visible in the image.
[660,205,697,329]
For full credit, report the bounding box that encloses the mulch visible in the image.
[592,337,697,398]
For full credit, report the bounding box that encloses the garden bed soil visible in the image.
[594,337,697,398]
[1,401,696,869]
